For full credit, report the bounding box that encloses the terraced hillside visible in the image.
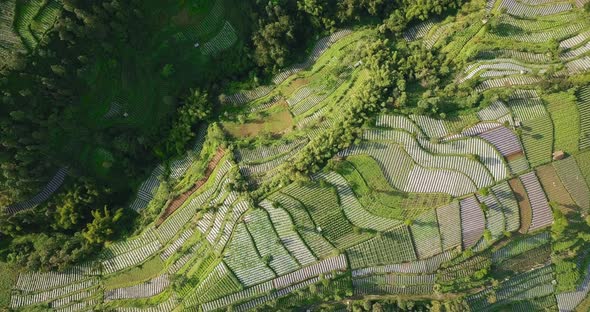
[0,0,62,61]
[4,0,590,311]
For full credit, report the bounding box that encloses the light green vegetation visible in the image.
[520,116,554,168]
[334,156,452,220]
[103,256,164,290]
[544,91,580,154]
[282,181,372,249]
[223,102,294,138]
[0,262,18,308]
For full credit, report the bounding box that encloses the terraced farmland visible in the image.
[5,0,590,310]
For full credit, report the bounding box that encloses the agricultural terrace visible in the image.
[3,0,590,311]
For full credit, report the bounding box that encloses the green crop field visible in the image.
[335,155,451,220]
[544,91,580,155]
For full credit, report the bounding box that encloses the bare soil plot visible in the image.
[536,164,577,215]
[508,178,532,234]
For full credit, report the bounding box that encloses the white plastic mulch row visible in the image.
[478,100,511,122]
[459,61,533,83]
[259,200,316,266]
[467,265,554,311]
[460,196,486,249]
[407,166,477,198]
[565,56,590,74]
[476,49,552,63]
[492,181,522,233]
[224,222,276,286]
[169,126,207,180]
[491,22,584,44]
[479,126,524,156]
[244,209,300,276]
[206,191,238,246]
[352,249,458,277]
[314,171,402,232]
[410,115,449,139]
[480,70,521,78]
[520,172,554,232]
[403,19,436,41]
[560,30,590,49]
[103,228,158,258]
[191,0,223,37]
[101,241,162,275]
[104,101,123,118]
[155,160,233,244]
[561,41,590,60]
[286,87,313,107]
[201,280,273,312]
[475,76,541,92]
[385,130,495,188]
[509,98,547,122]
[235,138,308,164]
[477,193,506,241]
[338,142,413,191]
[5,167,68,214]
[234,274,334,312]
[272,29,353,85]
[420,135,509,182]
[201,21,238,56]
[130,165,165,211]
[436,201,463,251]
[54,297,99,312]
[499,0,572,17]
[291,84,343,116]
[160,229,194,261]
[456,122,504,138]
[486,0,496,12]
[105,274,169,300]
[216,200,250,251]
[224,85,274,105]
[10,278,99,309]
[509,88,538,100]
[238,146,300,177]
[376,114,424,135]
[15,269,91,292]
[115,295,178,312]
[167,243,201,274]
[272,254,347,289]
[248,95,282,112]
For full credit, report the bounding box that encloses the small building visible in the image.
[552,150,565,161]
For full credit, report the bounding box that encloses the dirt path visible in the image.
[508,178,532,234]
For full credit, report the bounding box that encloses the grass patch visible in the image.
[0,262,18,309]
[103,256,164,290]
[223,103,294,138]
[520,116,554,168]
[334,156,451,220]
[544,91,579,154]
